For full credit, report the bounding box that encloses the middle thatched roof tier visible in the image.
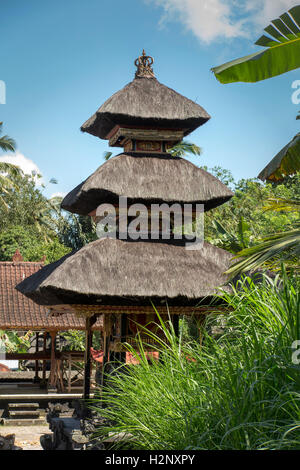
[16,238,233,307]
[61,152,233,215]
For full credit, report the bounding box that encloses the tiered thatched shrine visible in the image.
[17,51,234,399]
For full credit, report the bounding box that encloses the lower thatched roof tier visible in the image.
[16,238,233,307]
[61,152,233,215]
[81,77,210,139]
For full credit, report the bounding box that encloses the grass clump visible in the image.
[91,272,300,450]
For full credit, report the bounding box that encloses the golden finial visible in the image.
[135,50,155,78]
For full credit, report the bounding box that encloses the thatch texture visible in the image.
[16,238,233,307]
[81,77,210,139]
[61,152,233,215]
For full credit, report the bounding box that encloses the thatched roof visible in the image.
[61,152,233,215]
[16,238,233,307]
[81,77,210,139]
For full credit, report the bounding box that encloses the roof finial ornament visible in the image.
[135,49,155,79]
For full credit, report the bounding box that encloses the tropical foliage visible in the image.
[212,6,300,84]
[0,122,16,152]
[91,271,300,450]
[168,140,201,158]
[258,130,300,182]
[0,330,33,354]
[212,6,300,182]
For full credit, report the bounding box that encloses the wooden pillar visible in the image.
[42,332,47,381]
[83,315,97,400]
[120,314,127,364]
[173,315,179,338]
[101,315,110,392]
[49,331,57,389]
[34,332,39,382]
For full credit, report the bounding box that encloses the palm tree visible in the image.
[0,122,16,152]
[0,164,23,211]
[0,121,20,209]
[167,140,202,158]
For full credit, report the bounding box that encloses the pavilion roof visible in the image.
[16,238,233,307]
[0,260,102,331]
[61,152,233,215]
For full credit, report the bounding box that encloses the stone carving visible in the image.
[0,434,22,450]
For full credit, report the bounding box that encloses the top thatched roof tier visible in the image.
[81,76,210,140]
[61,152,233,215]
[16,238,232,308]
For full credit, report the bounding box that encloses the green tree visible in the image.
[0,225,71,263]
[0,170,58,239]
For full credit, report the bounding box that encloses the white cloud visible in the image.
[0,152,43,184]
[147,0,299,43]
[254,0,299,26]
[50,192,66,199]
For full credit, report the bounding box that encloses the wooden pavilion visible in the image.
[0,250,102,394]
[16,51,235,400]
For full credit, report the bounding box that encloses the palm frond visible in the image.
[168,140,202,158]
[263,197,300,212]
[104,151,113,161]
[0,135,16,152]
[226,224,300,276]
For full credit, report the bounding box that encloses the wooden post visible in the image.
[120,314,127,364]
[173,315,179,338]
[49,331,57,390]
[83,315,97,400]
[33,332,40,382]
[42,332,47,381]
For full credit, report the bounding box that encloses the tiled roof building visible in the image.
[0,252,102,331]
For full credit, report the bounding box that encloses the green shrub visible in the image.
[90,272,300,450]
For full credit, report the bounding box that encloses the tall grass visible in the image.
[91,272,300,450]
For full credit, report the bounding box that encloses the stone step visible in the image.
[9,410,41,418]
[1,417,47,426]
[8,403,39,410]
[18,383,40,388]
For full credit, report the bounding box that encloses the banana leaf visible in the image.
[212,6,300,83]
[258,133,300,181]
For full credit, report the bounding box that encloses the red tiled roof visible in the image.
[0,261,102,331]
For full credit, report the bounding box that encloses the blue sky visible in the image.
[1,0,299,198]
